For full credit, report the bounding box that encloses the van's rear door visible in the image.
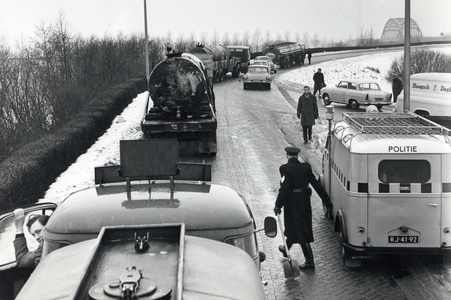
[366,154,441,249]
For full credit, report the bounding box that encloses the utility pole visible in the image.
[144,0,150,86]
[403,0,411,111]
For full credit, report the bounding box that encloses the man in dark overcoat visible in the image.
[297,86,319,144]
[313,68,325,97]
[392,76,403,103]
[274,147,333,270]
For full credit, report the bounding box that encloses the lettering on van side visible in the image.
[412,83,429,90]
[441,86,451,93]
[388,146,417,153]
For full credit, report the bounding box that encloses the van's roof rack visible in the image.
[342,112,449,135]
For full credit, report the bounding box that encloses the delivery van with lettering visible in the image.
[320,112,451,267]
[395,72,451,129]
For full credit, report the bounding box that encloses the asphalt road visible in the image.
[191,56,451,299]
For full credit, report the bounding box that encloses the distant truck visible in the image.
[0,139,270,299]
[141,53,217,155]
[227,45,251,75]
[264,42,306,69]
[15,224,268,300]
[190,44,243,82]
[395,72,451,129]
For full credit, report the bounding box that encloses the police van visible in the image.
[321,112,451,267]
[395,72,451,129]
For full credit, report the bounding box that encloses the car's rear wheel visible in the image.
[323,93,331,105]
[350,100,360,110]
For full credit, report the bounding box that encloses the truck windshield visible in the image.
[378,160,431,183]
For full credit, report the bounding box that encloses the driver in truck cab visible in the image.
[13,208,49,268]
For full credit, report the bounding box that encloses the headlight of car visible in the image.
[266,75,271,81]
[244,74,248,80]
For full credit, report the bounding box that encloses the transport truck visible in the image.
[226,45,251,75]
[0,139,270,299]
[190,44,243,82]
[395,72,451,129]
[320,112,451,267]
[141,53,217,155]
[14,224,268,300]
[263,42,306,69]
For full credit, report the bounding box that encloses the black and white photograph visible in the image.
[0,0,450,299]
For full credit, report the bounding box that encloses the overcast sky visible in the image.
[1,0,450,48]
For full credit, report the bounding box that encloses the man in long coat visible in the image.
[392,76,403,103]
[297,86,319,144]
[313,68,325,97]
[274,147,333,270]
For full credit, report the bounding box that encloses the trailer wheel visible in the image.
[339,229,362,268]
[323,94,331,105]
[350,100,360,110]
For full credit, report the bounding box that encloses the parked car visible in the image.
[322,80,392,110]
[243,65,272,90]
[254,55,277,73]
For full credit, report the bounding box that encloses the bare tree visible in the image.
[222,31,230,46]
[295,32,301,44]
[231,32,240,45]
[242,30,251,46]
[252,28,262,52]
[302,31,310,47]
[311,33,320,47]
[199,32,208,45]
[211,30,219,45]
[284,31,291,42]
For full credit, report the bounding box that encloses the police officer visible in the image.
[273,147,333,270]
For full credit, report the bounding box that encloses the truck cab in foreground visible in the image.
[0,139,267,299]
[15,224,267,300]
[321,112,451,267]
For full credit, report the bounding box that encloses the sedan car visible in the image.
[254,55,277,73]
[243,65,272,90]
[322,80,392,110]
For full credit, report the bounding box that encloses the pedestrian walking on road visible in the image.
[297,86,319,144]
[392,76,403,103]
[313,68,326,97]
[307,48,312,64]
[273,147,333,270]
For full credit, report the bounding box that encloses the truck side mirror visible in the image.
[264,216,277,238]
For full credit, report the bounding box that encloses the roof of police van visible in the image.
[15,236,266,300]
[333,113,451,154]
[45,182,253,234]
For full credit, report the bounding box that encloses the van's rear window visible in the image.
[378,160,430,183]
